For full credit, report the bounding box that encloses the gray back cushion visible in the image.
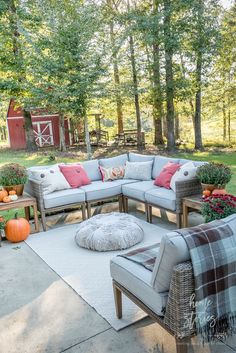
[129,152,155,163]
[152,156,180,179]
[81,159,101,181]
[99,154,128,168]
[151,232,190,293]
[124,161,153,181]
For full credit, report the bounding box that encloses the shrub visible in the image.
[0,163,28,186]
[196,162,232,186]
[201,194,236,223]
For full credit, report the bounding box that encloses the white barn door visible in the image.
[33,121,54,147]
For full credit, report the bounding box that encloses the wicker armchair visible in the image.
[112,261,196,353]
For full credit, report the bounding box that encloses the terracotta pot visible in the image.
[4,184,24,196]
[201,183,217,192]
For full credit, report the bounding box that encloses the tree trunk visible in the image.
[152,43,164,145]
[23,109,38,151]
[109,20,124,134]
[222,98,227,139]
[228,107,231,142]
[84,113,92,160]
[175,110,180,140]
[194,0,203,150]
[127,0,143,151]
[152,0,164,146]
[59,113,66,152]
[163,0,175,151]
[194,57,203,149]
[9,0,38,152]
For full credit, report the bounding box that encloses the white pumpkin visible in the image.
[9,194,18,201]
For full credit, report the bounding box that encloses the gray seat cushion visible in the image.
[145,187,176,211]
[81,179,136,201]
[152,156,180,179]
[110,256,168,316]
[122,181,155,202]
[43,188,85,209]
[99,154,128,168]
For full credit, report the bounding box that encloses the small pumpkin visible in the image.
[5,213,30,243]
[2,196,12,203]
[203,190,211,197]
[0,188,8,202]
[9,194,18,201]
[9,190,16,195]
[212,189,227,195]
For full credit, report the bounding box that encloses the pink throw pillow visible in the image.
[154,162,181,189]
[59,165,91,188]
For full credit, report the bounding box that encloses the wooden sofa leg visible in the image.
[81,204,86,221]
[118,195,123,212]
[145,203,149,222]
[148,205,153,223]
[87,203,92,218]
[113,282,122,319]
[123,196,128,213]
[41,211,47,232]
[175,338,188,353]
[176,213,182,229]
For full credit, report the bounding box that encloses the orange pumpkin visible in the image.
[2,196,11,203]
[5,213,30,243]
[203,190,211,197]
[0,188,8,202]
[9,190,16,195]
[212,189,227,195]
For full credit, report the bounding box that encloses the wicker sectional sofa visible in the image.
[25,152,203,230]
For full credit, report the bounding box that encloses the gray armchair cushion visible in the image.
[151,232,190,293]
[122,181,155,202]
[43,188,85,209]
[145,187,176,211]
[152,156,180,179]
[110,256,168,316]
[99,154,128,168]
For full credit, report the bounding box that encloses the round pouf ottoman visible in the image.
[75,212,144,251]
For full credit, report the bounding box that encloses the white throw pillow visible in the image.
[151,232,190,293]
[124,161,153,181]
[30,166,70,195]
[170,162,197,192]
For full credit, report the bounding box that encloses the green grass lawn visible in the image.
[0,146,235,221]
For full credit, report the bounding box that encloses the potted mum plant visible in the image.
[196,162,232,193]
[201,194,236,222]
[0,163,28,196]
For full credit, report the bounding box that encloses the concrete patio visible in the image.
[0,202,236,353]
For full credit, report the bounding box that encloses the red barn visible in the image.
[6,100,72,149]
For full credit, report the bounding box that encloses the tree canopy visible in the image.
[0,0,235,151]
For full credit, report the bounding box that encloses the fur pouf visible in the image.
[75,212,144,251]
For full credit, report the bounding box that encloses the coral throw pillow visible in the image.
[59,165,91,188]
[154,162,181,189]
[100,166,125,182]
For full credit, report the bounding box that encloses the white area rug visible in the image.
[25,220,167,330]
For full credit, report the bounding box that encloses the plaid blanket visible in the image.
[118,243,160,271]
[177,219,236,343]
